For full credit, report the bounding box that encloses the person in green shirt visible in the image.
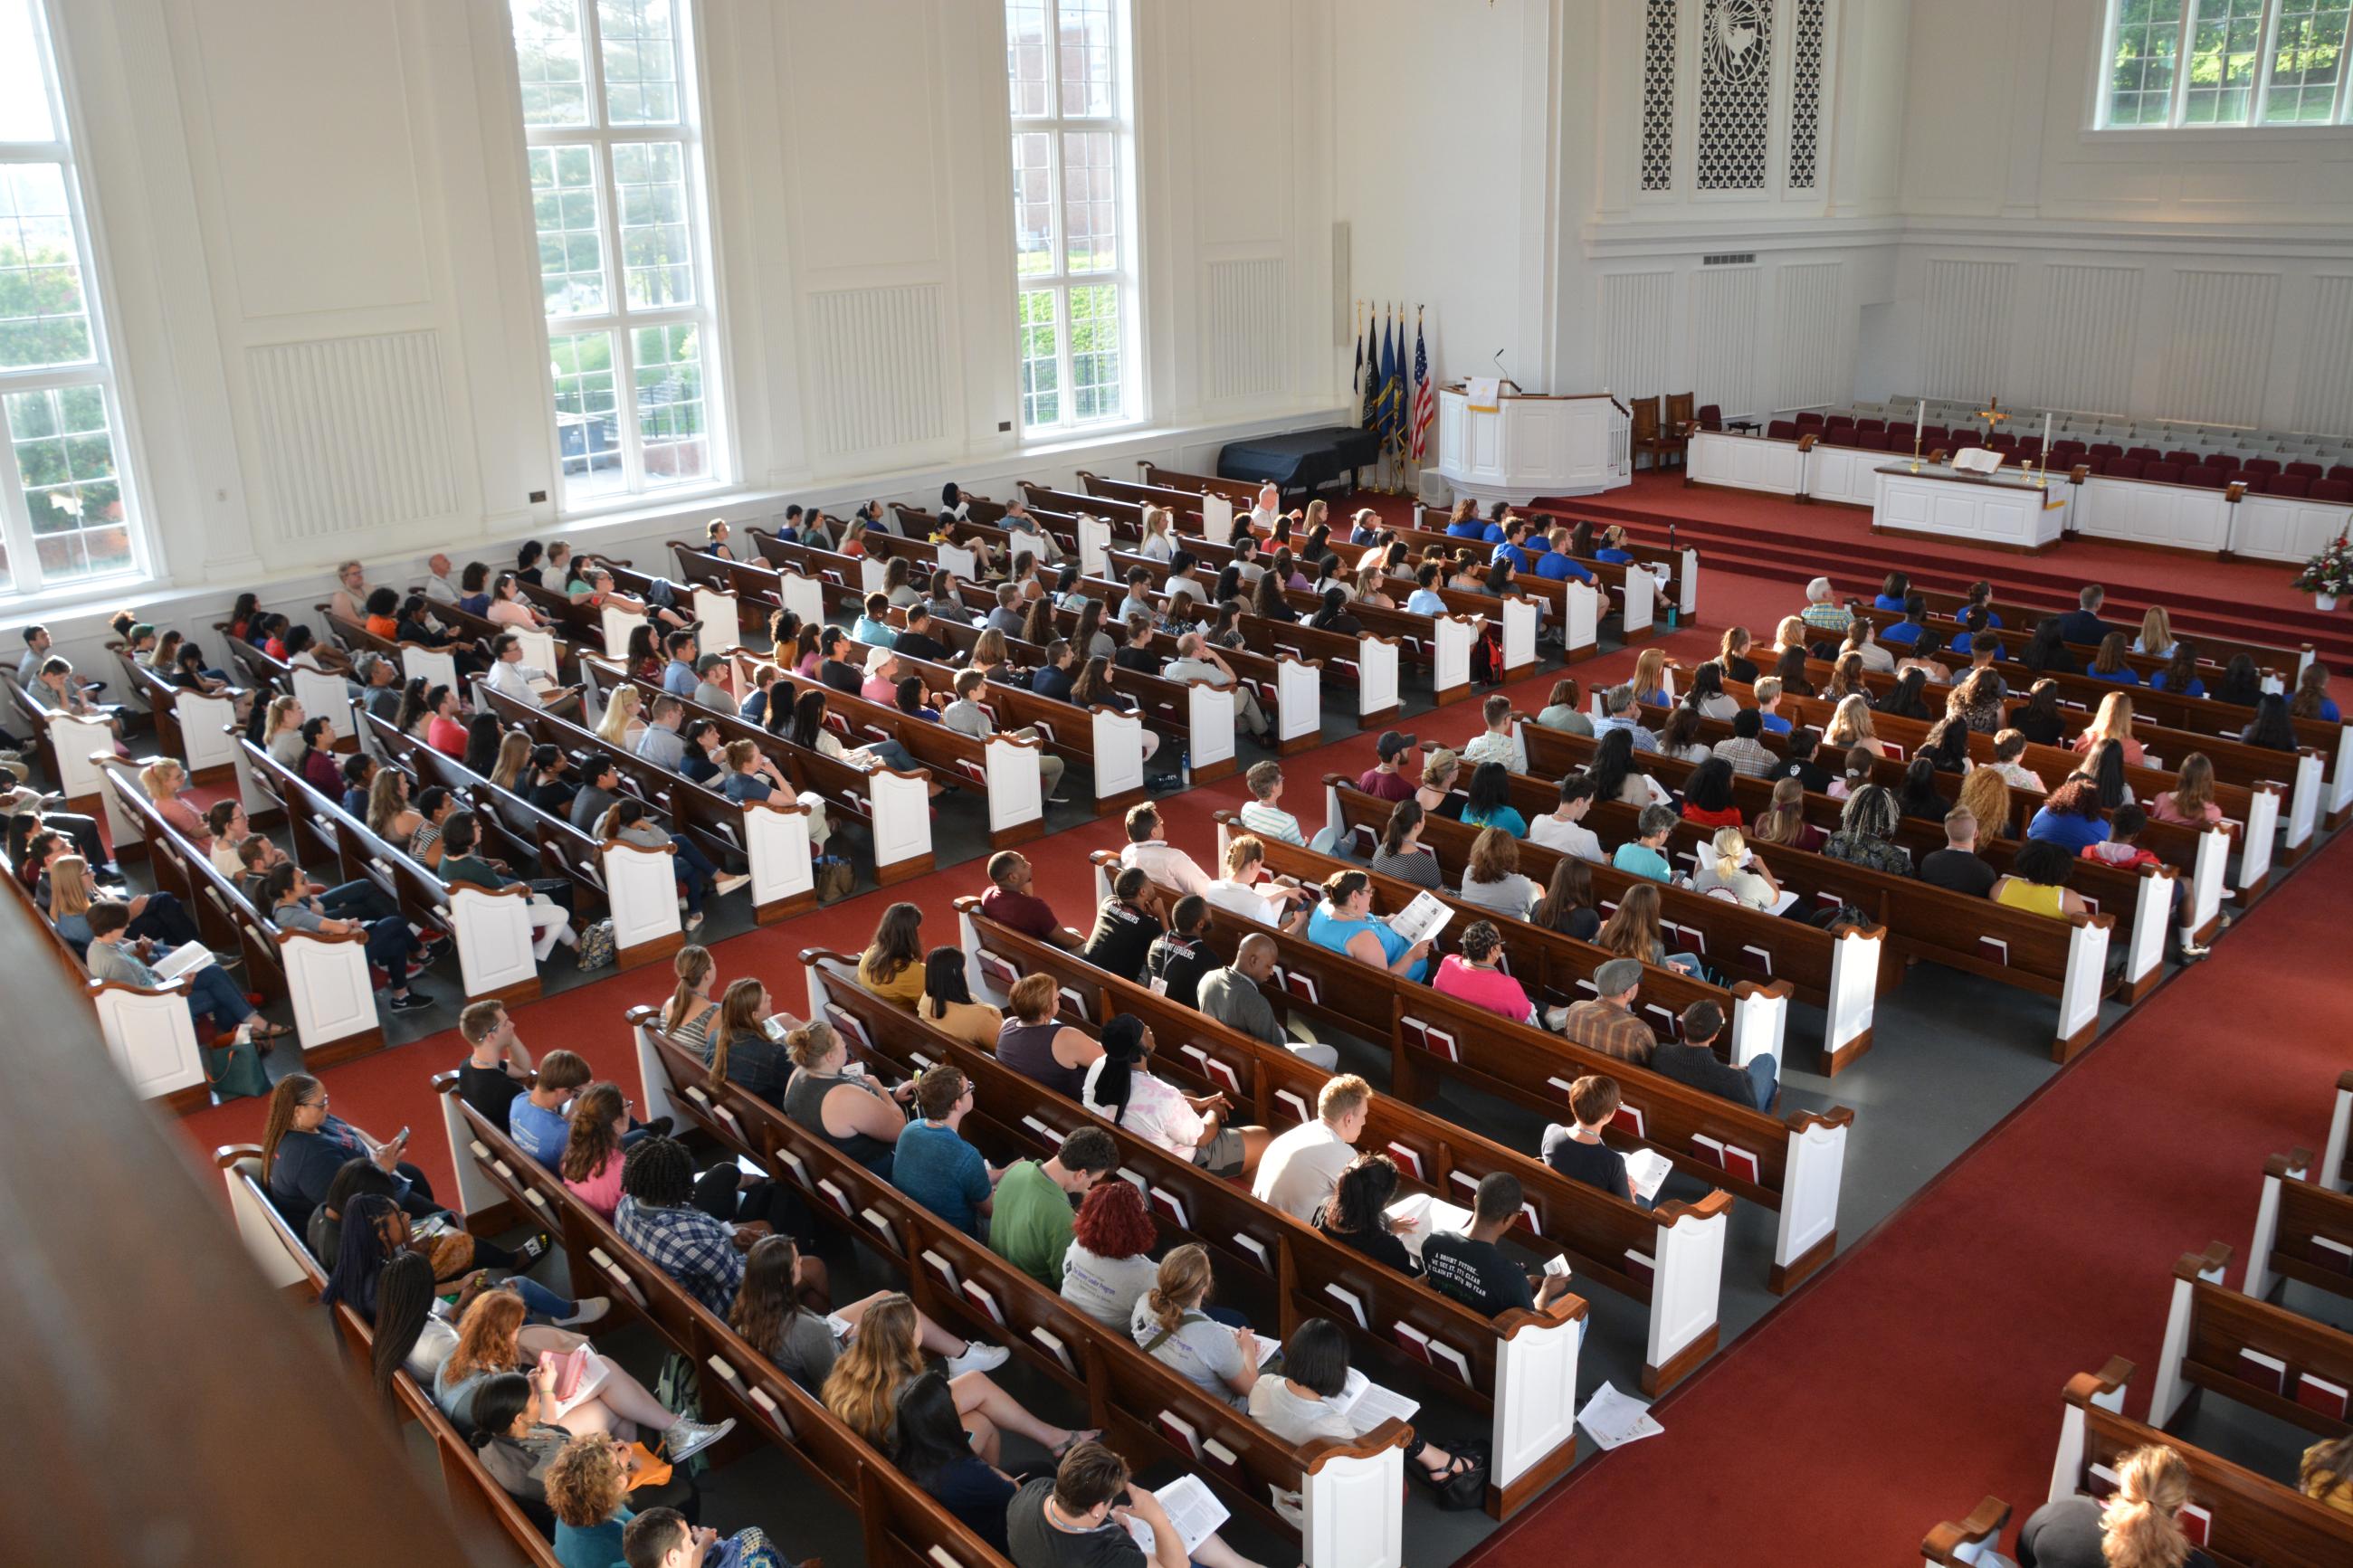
[436,809,578,962]
[988,1126,1119,1287]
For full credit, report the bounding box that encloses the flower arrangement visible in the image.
[2292,535,2351,601]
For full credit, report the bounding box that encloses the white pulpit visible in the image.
[1436,388,1632,504]
[1872,463,2072,551]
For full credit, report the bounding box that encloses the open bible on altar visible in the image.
[1950,447,2006,475]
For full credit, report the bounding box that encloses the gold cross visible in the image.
[1977,396,2008,432]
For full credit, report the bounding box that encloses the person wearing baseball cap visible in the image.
[1358,730,1417,802]
[1552,956,1654,1063]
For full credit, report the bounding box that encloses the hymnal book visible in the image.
[1624,1146,1675,1205]
[814,1178,854,1218]
[1180,1045,1243,1098]
[1689,1133,1727,1170]
[1154,1411,1200,1459]
[1274,1088,1313,1126]
[1322,1282,1368,1328]
[859,1207,898,1250]
[1979,936,2010,966]
[1611,1103,1648,1141]
[151,943,217,982]
[1388,890,1453,949]
[2177,1501,2212,1548]
[1547,1075,1578,1099]
[768,1148,810,1189]
[1741,943,1775,978]
[1123,1474,1228,1557]
[2310,1234,2353,1274]
[1118,1166,1149,1196]
[1384,1142,1426,1182]
[960,1278,1005,1328]
[1623,1248,1655,1287]
[1201,1438,1240,1475]
[2235,1347,2287,1394]
[1148,1188,1190,1231]
[1020,1114,1059,1144]
[537,1347,609,1420]
[1030,1326,1078,1377]
[2086,1461,2120,1499]
[2296,1371,2349,1421]
[1385,1192,1476,1262]
[1329,1367,1420,1425]
[1231,1232,1271,1271]
[1720,1142,1762,1185]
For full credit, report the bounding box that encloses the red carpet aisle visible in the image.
[1459,824,2353,1568]
[174,571,1789,1193]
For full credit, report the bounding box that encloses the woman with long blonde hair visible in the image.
[488,731,531,792]
[1630,647,1673,708]
[820,1292,1088,1462]
[1823,693,1883,756]
[594,683,643,746]
[1748,776,1822,851]
[1134,1245,1260,1409]
[1771,614,1809,652]
[2072,689,2146,766]
[2015,1442,2205,1568]
[365,768,419,843]
[2133,604,2174,658]
[1592,881,1700,974]
[2149,753,2222,827]
[1956,765,2015,841]
[662,944,720,1057]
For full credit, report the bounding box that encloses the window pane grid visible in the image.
[510,0,592,128]
[1005,0,1130,435]
[2104,0,2353,124]
[512,0,720,507]
[0,0,142,598]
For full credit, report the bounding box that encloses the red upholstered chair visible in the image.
[2267,472,2312,498]
[2327,463,2353,483]
[1865,431,1897,450]
[1856,418,1885,433]
[1767,419,1800,440]
[2053,439,2087,456]
[2087,443,2122,461]
[2206,451,2239,470]
[2310,478,2353,504]
[2104,458,2145,479]
[2181,465,2226,489]
[1695,404,1723,432]
[2286,461,2324,478]
[2015,439,2043,461]
[1824,414,1855,431]
[2242,457,2282,477]
[2142,461,2182,484]
[1921,425,1950,447]
[2125,445,2160,461]
[2164,449,2200,467]
[1796,411,1826,427]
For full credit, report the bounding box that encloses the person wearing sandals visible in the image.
[1250,1317,1479,1513]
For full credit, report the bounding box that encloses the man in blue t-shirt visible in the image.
[509,1048,591,1165]
[891,1065,996,1236]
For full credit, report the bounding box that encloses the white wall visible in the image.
[25,0,1344,673]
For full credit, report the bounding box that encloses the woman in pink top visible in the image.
[2147,753,2224,825]
[2069,691,2147,767]
[486,572,548,629]
[1432,920,1534,1024]
[558,1082,631,1218]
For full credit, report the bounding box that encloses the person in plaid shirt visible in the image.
[616,1136,747,1314]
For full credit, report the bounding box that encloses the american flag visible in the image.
[1409,313,1435,463]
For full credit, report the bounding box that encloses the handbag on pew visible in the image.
[813,853,854,904]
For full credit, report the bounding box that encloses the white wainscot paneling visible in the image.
[1920,259,2016,402]
[1204,258,1287,403]
[1690,267,1758,415]
[1688,431,1803,495]
[808,283,949,459]
[2229,493,2353,564]
[1804,443,1883,508]
[246,331,460,538]
[1774,262,1843,410]
[2296,275,2353,438]
[2072,477,2234,554]
[1600,272,1672,396]
[2165,271,2280,427]
[2036,265,2140,414]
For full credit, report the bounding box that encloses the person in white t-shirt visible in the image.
[1203,833,1311,933]
[1460,694,1527,775]
[1527,774,1605,862]
[1118,803,1213,898]
[1252,1074,1372,1223]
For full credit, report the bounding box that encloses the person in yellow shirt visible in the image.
[857,901,929,1007]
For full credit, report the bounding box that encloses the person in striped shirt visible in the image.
[1235,761,1304,846]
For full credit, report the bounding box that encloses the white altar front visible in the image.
[1872,462,2072,551]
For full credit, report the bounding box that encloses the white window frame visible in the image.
[2096,0,2353,128]
[1007,0,1142,441]
[511,0,730,515]
[0,0,152,603]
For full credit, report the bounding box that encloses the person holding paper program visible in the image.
[1251,1319,1478,1497]
[1306,870,1433,982]
[1005,1441,1266,1568]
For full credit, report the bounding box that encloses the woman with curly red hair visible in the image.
[1056,1179,1158,1330]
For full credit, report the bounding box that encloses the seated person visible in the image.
[1434,919,1535,1022]
[1312,1151,1420,1275]
[1059,1181,1159,1331]
[1540,1074,1633,1202]
[1250,1319,1473,1504]
[1081,1013,1264,1177]
[2012,1443,2214,1568]
[1132,1244,1259,1411]
[823,1291,1087,1464]
[1611,803,1680,882]
[990,1126,1119,1288]
[1421,1171,1580,1320]
[1143,896,1215,1008]
[1008,1441,1267,1568]
[996,972,1103,1100]
[730,1234,1002,1398]
[888,1370,1021,1554]
[1079,866,1165,984]
[892,1064,996,1235]
[857,901,928,1005]
[1306,869,1432,982]
[979,850,1077,947]
[436,1288,728,1457]
[1652,1000,1777,1111]
[1235,760,1303,844]
[84,899,288,1061]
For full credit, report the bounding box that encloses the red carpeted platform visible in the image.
[1458,823,2353,1568]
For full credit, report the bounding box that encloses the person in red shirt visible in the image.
[979,850,1077,948]
[1678,756,1744,831]
[1432,920,1534,1024]
[1357,729,1417,801]
[424,684,468,759]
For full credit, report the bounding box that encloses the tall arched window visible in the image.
[508,0,726,508]
[0,0,148,596]
[1006,0,1138,435]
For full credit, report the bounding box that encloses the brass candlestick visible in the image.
[1910,429,1923,474]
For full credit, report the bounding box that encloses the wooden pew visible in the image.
[1081,571,1405,727]
[1138,461,1285,508]
[575,660,937,883]
[1514,728,2126,1061]
[235,736,542,1006]
[1834,590,2311,685]
[110,656,246,784]
[1316,780,1878,1065]
[2148,1241,2353,1439]
[1920,1496,2011,1566]
[2248,1150,2353,1307]
[2326,1070,2353,1196]
[1412,502,1702,627]
[94,758,386,1065]
[795,961,1599,1519]
[3,670,117,818]
[215,1145,567,1566]
[960,892,1848,1298]
[2049,1356,2353,1567]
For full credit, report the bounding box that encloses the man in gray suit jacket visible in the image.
[1196,934,1337,1070]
